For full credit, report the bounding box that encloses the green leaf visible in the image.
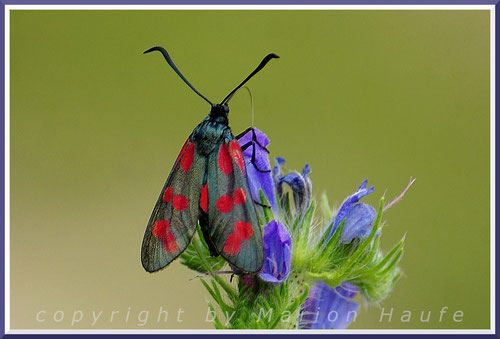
[319,192,333,221]
[180,226,226,273]
[259,189,275,224]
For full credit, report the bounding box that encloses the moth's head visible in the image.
[210,103,230,119]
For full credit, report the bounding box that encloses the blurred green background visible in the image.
[9,10,490,329]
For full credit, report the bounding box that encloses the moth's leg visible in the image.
[251,144,271,174]
[249,138,271,173]
[237,128,271,173]
[237,127,269,152]
[251,128,270,153]
[235,126,253,139]
[254,141,270,153]
[236,139,271,173]
[239,141,252,151]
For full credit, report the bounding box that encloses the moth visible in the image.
[141,46,279,273]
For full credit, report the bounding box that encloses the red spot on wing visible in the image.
[200,184,208,212]
[223,233,240,255]
[181,142,195,173]
[223,221,254,255]
[163,186,173,202]
[216,195,233,213]
[152,220,178,254]
[173,195,189,211]
[230,140,245,172]
[218,143,233,175]
[233,188,247,205]
[152,220,169,239]
[163,232,178,254]
[175,139,189,167]
[234,220,254,239]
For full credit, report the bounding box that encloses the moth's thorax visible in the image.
[192,117,231,156]
[209,104,229,124]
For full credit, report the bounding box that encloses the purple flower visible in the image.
[273,157,312,215]
[300,281,359,329]
[258,220,292,284]
[272,156,286,185]
[238,128,278,214]
[328,179,376,243]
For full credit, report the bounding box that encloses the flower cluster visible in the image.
[180,127,412,329]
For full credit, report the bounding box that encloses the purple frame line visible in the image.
[0,0,498,4]
[1,1,5,337]
[0,1,497,338]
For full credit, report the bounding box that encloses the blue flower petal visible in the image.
[335,179,374,228]
[277,163,312,215]
[340,203,376,243]
[327,179,375,241]
[258,220,292,284]
[258,272,282,283]
[300,281,360,329]
[273,156,286,187]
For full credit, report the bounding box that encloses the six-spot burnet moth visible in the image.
[141,46,279,273]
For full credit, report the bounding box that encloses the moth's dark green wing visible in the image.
[206,136,264,273]
[141,139,206,273]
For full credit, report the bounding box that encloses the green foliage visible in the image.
[301,197,405,301]
[180,226,226,273]
[179,188,406,328]
[201,273,310,329]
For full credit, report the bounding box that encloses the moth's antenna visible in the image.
[144,46,214,106]
[242,86,255,127]
[221,53,279,105]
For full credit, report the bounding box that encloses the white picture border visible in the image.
[3,4,496,335]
